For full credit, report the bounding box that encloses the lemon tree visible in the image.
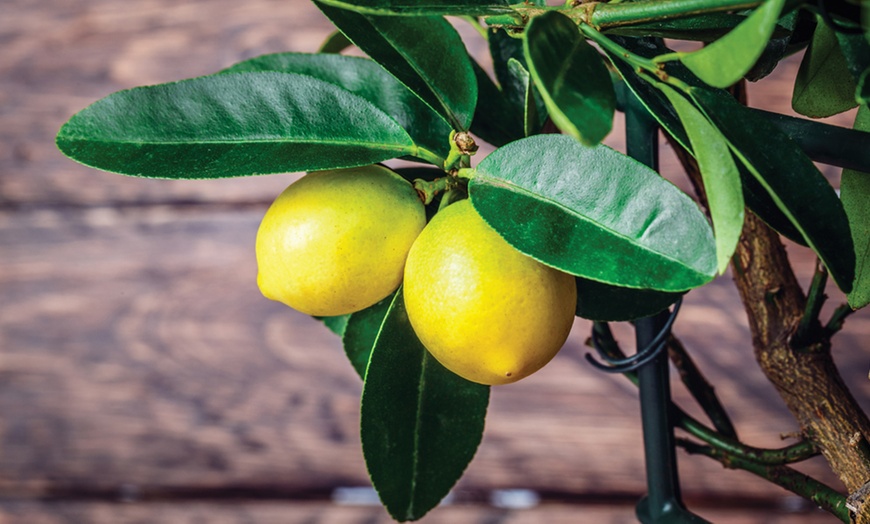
[56,0,870,522]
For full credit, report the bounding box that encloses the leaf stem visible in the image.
[413,146,447,168]
[792,260,827,347]
[824,303,855,336]
[586,0,763,29]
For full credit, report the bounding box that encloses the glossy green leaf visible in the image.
[858,68,870,104]
[489,28,546,132]
[316,3,477,131]
[608,13,746,41]
[222,53,452,161]
[506,59,539,136]
[691,87,855,292]
[319,30,353,53]
[342,293,396,379]
[608,37,809,246]
[792,18,859,118]
[606,38,690,149]
[680,0,786,88]
[524,11,615,145]
[317,315,350,337]
[658,84,743,274]
[361,289,489,521]
[469,59,524,147]
[56,72,415,179]
[316,0,513,16]
[469,135,717,292]
[835,30,870,81]
[842,105,870,309]
[575,278,683,321]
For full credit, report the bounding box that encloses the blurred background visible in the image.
[1,1,868,522]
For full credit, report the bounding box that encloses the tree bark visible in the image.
[668,130,870,521]
[729,212,870,494]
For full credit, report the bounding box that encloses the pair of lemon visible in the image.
[256,165,576,385]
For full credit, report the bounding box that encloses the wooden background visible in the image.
[1,1,868,522]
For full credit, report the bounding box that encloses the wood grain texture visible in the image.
[0,500,844,524]
[1,1,869,522]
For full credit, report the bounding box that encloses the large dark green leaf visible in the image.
[56,72,415,179]
[792,19,859,118]
[691,87,855,292]
[524,11,615,145]
[489,28,547,132]
[834,30,870,81]
[316,3,477,131]
[342,293,396,379]
[608,37,810,247]
[469,135,717,292]
[506,59,540,136]
[469,59,524,147]
[575,278,683,321]
[316,0,513,16]
[842,105,870,309]
[680,0,786,88]
[659,84,743,274]
[222,53,452,161]
[361,289,489,521]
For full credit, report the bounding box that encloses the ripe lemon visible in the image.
[256,165,426,316]
[403,199,576,385]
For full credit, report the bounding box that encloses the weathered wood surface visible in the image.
[1,1,868,523]
[0,500,843,524]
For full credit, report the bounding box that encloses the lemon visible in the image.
[256,165,426,316]
[403,199,576,385]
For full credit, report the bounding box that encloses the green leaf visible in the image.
[680,0,786,88]
[575,278,683,321]
[222,53,452,161]
[608,38,808,246]
[792,18,859,118]
[318,30,353,54]
[469,59,524,147]
[691,87,855,292]
[842,105,870,309]
[342,293,396,379]
[523,11,615,145]
[658,84,743,274]
[316,315,350,337]
[835,30,870,81]
[316,0,513,16]
[361,289,489,521]
[506,59,539,136]
[469,135,717,292]
[489,28,547,132]
[56,72,415,179]
[859,68,870,104]
[316,3,477,131]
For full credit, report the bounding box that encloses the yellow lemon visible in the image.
[256,165,426,316]
[403,199,576,385]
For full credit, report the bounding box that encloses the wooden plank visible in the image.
[0,500,842,524]
[2,207,867,503]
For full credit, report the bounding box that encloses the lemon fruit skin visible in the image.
[403,200,577,386]
[256,165,426,316]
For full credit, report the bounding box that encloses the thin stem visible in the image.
[412,146,446,168]
[668,335,738,439]
[792,260,828,347]
[675,409,819,465]
[586,0,763,29]
[678,439,851,523]
[825,303,855,336]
